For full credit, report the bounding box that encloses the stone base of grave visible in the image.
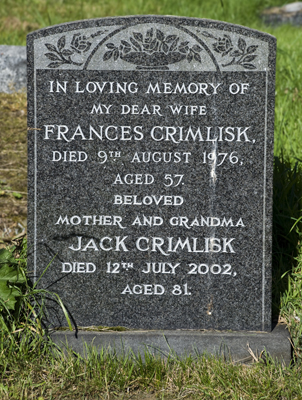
[52,323,291,365]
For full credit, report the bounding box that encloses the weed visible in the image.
[0,238,72,362]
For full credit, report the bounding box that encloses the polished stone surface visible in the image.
[27,16,276,331]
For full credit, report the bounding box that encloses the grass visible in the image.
[273,157,302,361]
[0,238,72,349]
[0,0,284,45]
[0,92,27,243]
[272,157,302,314]
[0,0,302,398]
[1,346,302,399]
[273,26,302,162]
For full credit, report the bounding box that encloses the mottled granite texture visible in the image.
[27,16,276,331]
[52,324,292,365]
[0,45,26,93]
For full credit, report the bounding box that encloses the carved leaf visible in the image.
[133,32,143,42]
[57,36,65,51]
[201,31,217,39]
[194,52,202,63]
[165,35,177,43]
[146,28,153,38]
[178,46,187,54]
[45,43,57,52]
[45,53,61,61]
[162,42,169,53]
[47,62,64,68]
[145,28,153,43]
[170,37,179,52]
[180,41,189,46]
[238,37,246,52]
[242,54,257,63]
[156,29,165,41]
[62,49,73,56]
[192,44,202,52]
[124,47,131,54]
[230,50,241,57]
[103,50,113,61]
[130,37,142,51]
[242,63,256,69]
[113,49,119,61]
[150,38,158,50]
[121,40,131,47]
[91,30,107,38]
[187,51,193,62]
[247,45,258,54]
[106,43,116,49]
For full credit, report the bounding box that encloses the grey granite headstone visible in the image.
[0,45,27,93]
[27,16,276,332]
[262,2,302,26]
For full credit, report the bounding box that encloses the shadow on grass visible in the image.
[272,154,302,318]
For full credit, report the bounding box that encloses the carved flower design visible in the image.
[202,31,258,70]
[119,40,132,54]
[103,29,203,69]
[44,36,83,68]
[70,33,92,54]
[44,30,107,68]
[212,35,233,56]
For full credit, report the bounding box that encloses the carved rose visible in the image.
[212,35,233,56]
[44,30,107,68]
[70,33,91,53]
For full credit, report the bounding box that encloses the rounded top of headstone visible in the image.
[27,15,276,73]
[27,15,276,40]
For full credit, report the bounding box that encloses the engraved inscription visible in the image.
[28,16,275,331]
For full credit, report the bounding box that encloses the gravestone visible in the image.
[0,45,26,93]
[262,2,302,26]
[27,16,276,332]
